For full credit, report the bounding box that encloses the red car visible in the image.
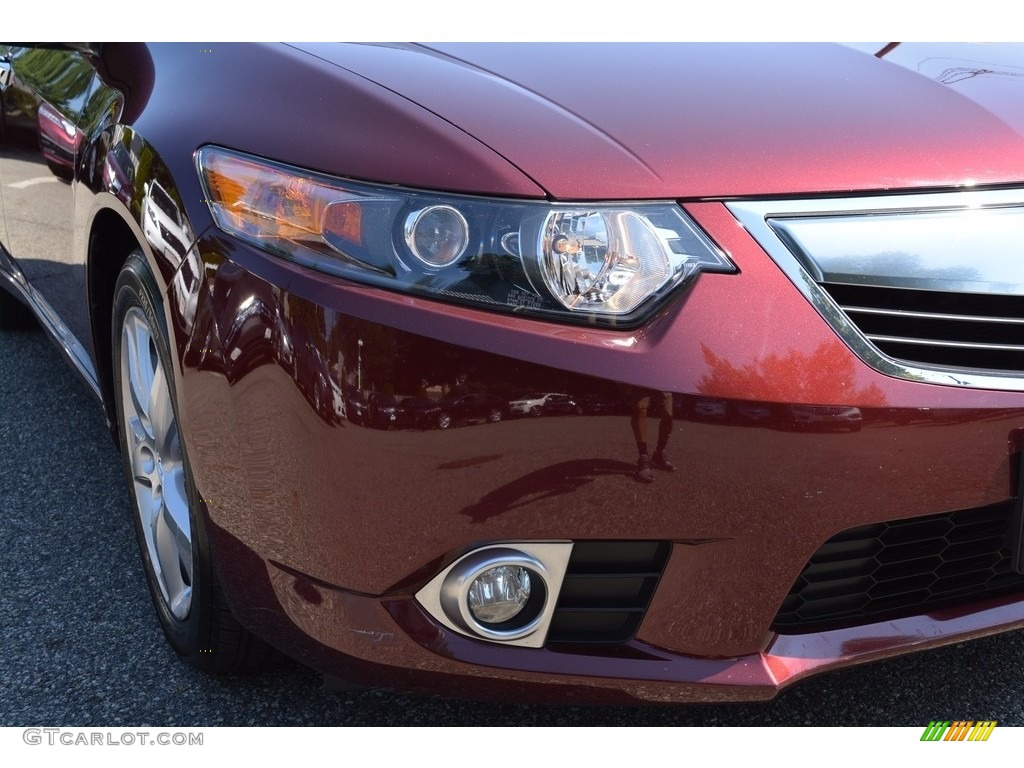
[3,42,1024,704]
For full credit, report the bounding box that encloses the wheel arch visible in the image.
[87,206,143,437]
[84,125,203,442]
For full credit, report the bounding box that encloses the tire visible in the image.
[437,412,453,430]
[0,286,36,329]
[486,408,502,423]
[112,250,269,673]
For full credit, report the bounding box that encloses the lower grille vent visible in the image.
[774,502,1024,632]
[546,541,669,644]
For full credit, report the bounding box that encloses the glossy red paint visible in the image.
[178,232,1024,666]
[4,42,1024,702]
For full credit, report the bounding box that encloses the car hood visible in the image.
[292,42,1024,199]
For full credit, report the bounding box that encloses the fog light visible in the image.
[467,566,532,624]
[415,543,572,647]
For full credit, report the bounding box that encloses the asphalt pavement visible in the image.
[2,322,1023,727]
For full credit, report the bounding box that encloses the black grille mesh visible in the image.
[773,502,1024,631]
[546,541,670,644]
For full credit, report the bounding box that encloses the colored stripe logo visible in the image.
[920,721,996,741]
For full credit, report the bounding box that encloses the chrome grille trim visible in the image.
[843,306,1024,326]
[728,189,1024,391]
[865,335,1024,352]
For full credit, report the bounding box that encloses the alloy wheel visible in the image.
[119,306,193,619]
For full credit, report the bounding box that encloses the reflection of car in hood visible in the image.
[102,141,135,198]
[577,393,624,416]
[344,387,370,426]
[508,392,578,417]
[692,397,728,420]
[405,393,508,430]
[368,392,400,429]
[142,179,191,263]
[37,101,79,179]
[789,404,863,432]
[439,393,506,429]
[396,396,441,430]
[331,381,346,420]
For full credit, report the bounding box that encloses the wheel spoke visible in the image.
[154,501,186,609]
[120,305,194,621]
[168,584,192,619]
[133,477,154,523]
[124,315,155,438]
[126,413,148,446]
[162,465,192,571]
[148,361,175,457]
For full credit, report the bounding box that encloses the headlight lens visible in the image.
[404,205,470,268]
[196,146,735,324]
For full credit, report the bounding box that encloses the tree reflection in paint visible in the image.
[697,339,887,407]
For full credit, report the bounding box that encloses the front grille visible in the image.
[546,541,670,644]
[822,282,1024,373]
[773,502,1024,632]
[728,190,1024,390]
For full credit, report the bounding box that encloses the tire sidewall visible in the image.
[112,250,213,662]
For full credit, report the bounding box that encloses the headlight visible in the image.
[196,146,735,325]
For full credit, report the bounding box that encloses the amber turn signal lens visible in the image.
[323,202,362,247]
[201,149,358,244]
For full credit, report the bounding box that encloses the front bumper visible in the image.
[167,201,1024,702]
[238,553,1024,704]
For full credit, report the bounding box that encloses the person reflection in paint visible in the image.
[631,390,675,483]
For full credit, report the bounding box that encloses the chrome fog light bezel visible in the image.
[414,542,573,648]
[445,550,546,641]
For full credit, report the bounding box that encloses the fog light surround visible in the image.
[415,542,573,647]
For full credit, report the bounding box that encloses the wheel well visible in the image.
[88,209,141,441]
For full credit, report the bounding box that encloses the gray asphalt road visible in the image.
[2,322,1023,727]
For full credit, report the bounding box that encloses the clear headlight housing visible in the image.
[196,147,735,325]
